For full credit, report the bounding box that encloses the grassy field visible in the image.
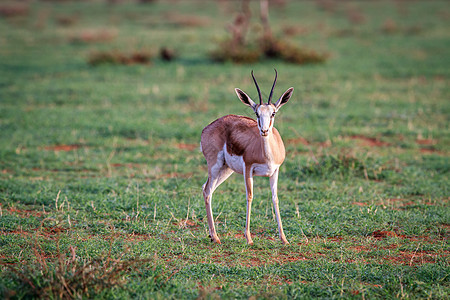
[0,0,449,298]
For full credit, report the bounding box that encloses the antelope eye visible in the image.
[271,112,276,117]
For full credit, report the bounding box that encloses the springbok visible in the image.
[201,70,293,245]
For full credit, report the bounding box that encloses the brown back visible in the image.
[201,115,285,167]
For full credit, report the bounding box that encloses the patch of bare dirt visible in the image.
[0,226,69,241]
[388,198,408,202]
[416,138,437,145]
[6,207,48,218]
[327,236,344,242]
[176,143,198,151]
[110,163,142,168]
[318,140,332,148]
[415,138,446,155]
[419,148,444,155]
[387,198,416,209]
[383,250,448,266]
[349,135,390,147]
[159,172,193,179]
[44,144,82,152]
[372,230,399,239]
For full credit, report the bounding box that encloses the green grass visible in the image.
[0,0,449,298]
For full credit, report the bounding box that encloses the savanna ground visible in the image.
[0,0,449,298]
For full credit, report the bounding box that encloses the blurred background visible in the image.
[1,0,449,198]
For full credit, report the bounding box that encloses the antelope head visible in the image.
[235,70,294,137]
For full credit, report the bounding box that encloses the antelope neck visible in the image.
[260,130,274,161]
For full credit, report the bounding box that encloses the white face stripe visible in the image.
[256,105,276,135]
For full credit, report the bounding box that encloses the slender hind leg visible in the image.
[203,163,233,244]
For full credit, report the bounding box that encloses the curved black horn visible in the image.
[251,70,262,105]
[268,68,277,104]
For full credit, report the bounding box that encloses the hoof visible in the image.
[244,232,253,245]
[209,236,221,244]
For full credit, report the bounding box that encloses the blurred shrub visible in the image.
[210,39,262,64]
[261,36,327,64]
[211,35,327,65]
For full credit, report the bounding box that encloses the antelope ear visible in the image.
[275,87,294,109]
[235,88,257,109]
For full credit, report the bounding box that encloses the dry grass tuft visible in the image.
[1,232,151,299]
[88,49,153,66]
[261,36,328,64]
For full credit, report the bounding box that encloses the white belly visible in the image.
[223,144,244,174]
[223,144,280,177]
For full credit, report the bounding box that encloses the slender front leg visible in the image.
[270,168,289,245]
[244,165,254,245]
